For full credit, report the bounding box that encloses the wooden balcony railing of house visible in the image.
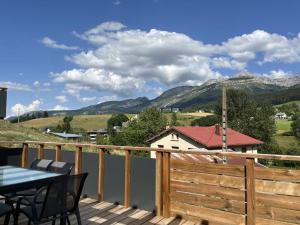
[1,140,300,225]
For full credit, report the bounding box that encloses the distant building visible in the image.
[147,125,263,159]
[50,132,82,141]
[87,129,108,143]
[0,87,7,120]
[275,112,288,119]
[160,107,180,113]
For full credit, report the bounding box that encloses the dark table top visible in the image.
[0,165,63,194]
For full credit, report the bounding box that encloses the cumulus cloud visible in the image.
[55,95,68,103]
[41,37,79,50]
[261,69,293,79]
[50,22,300,99]
[11,100,42,116]
[0,81,32,91]
[98,95,118,103]
[51,105,69,111]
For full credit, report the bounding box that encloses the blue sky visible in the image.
[1,0,300,116]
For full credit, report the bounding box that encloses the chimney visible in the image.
[215,124,220,135]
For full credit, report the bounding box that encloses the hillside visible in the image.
[0,120,64,142]
[11,72,300,118]
[20,112,211,130]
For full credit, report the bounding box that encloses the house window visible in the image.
[242,147,247,153]
[172,146,179,149]
[158,145,164,148]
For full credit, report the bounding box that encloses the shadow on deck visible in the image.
[3,198,189,225]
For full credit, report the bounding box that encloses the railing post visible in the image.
[75,146,82,174]
[55,145,62,161]
[22,143,29,168]
[98,148,105,202]
[246,157,256,225]
[155,151,163,216]
[162,152,170,217]
[37,144,44,159]
[124,149,131,208]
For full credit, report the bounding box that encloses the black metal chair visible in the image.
[30,159,54,171]
[48,161,74,175]
[16,173,88,225]
[0,203,13,225]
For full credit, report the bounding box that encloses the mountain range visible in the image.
[14,72,300,118]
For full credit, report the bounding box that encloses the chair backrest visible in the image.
[30,159,53,171]
[48,161,74,175]
[40,173,88,219]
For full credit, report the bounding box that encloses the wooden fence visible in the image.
[1,141,300,225]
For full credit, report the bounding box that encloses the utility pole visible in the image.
[17,107,20,124]
[222,86,228,163]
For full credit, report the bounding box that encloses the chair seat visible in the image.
[0,203,11,217]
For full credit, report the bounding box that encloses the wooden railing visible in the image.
[1,140,300,225]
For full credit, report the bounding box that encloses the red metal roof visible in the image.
[148,126,263,149]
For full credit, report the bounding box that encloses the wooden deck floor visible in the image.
[2,198,191,225]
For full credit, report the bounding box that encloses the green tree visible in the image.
[55,115,73,133]
[291,113,300,139]
[107,114,129,135]
[170,112,177,126]
[215,89,275,143]
[111,108,167,149]
[191,115,220,126]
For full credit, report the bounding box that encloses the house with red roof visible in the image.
[147,125,263,159]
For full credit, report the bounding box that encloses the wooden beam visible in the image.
[55,145,62,161]
[124,149,131,208]
[98,148,105,202]
[163,152,170,217]
[21,143,29,168]
[155,151,163,216]
[246,158,256,225]
[75,146,82,174]
[37,144,44,159]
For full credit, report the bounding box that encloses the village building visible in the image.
[275,112,288,119]
[148,125,263,159]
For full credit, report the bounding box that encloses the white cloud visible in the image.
[48,23,300,99]
[11,100,42,116]
[33,81,40,87]
[43,82,51,87]
[40,37,79,50]
[51,105,69,111]
[98,95,118,103]
[52,68,145,97]
[0,81,32,91]
[55,95,68,103]
[113,0,121,5]
[261,69,292,79]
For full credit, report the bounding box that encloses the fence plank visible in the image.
[124,149,131,208]
[171,201,245,225]
[171,170,245,189]
[21,143,29,168]
[171,160,244,177]
[98,148,105,202]
[75,146,82,174]
[55,145,62,161]
[155,151,163,216]
[246,158,256,225]
[37,144,44,159]
[171,180,245,202]
[163,152,170,217]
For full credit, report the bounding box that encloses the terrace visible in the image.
[1,140,300,225]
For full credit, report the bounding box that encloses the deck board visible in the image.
[1,198,187,225]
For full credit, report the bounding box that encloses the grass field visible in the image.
[275,119,292,134]
[20,112,210,130]
[276,100,300,107]
[0,120,63,143]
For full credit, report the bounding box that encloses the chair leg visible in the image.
[75,208,82,225]
[4,212,10,225]
[52,216,56,225]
